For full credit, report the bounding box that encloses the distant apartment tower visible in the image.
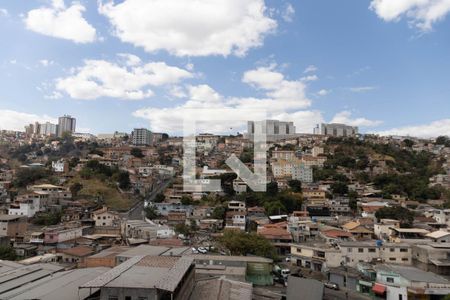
[58,115,76,137]
[40,122,58,136]
[132,128,152,146]
[247,120,296,142]
[313,123,358,137]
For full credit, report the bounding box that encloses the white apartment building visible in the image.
[313,123,358,137]
[272,150,296,160]
[247,120,296,142]
[132,128,152,146]
[271,159,313,183]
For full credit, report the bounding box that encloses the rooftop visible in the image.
[377,264,449,284]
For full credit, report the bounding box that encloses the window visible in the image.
[125,297,131,300]
[347,247,352,253]
[386,277,394,283]
[401,258,408,261]
[399,295,403,300]
[390,248,395,252]
[400,248,408,252]
[358,248,364,253]
[389,258,396,261]
[368,248,376,253]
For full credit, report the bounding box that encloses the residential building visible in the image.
[0,215,27,238]
[247,120,296,142]
[58,115,76,137]
[290,243,342,272]
[426,230,450,243]
[91,206,120,227]
[412,243,450,275]
[132,128,152,146]
[374,264,450,299]
[340,241,411,267]
[313,123,358,137]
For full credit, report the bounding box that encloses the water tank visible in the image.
[376,240,383,247]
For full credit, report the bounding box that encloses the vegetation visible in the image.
[130,147,144,158]
[219,230,277,259]
[375,206,415,227]
[287,179,302,193]
[0,245,17,260]
[13,167,51,188]
[32,211,61,226]
[145,205,160,219]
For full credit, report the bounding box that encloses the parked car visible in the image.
[191,247,199,254]
[285,256,291,262]
[324,282,339,290]
[198,247,208,254]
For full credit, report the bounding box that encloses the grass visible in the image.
[71,176,135,211]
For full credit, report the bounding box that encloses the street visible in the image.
[324,287,373,300]
[127,178,173,220]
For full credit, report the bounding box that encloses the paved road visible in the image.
[127,178,173,220]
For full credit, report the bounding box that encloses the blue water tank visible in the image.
[376,240,383,247]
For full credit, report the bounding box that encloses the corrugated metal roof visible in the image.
[155,256,193,292]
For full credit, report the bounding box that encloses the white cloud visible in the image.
[39,59,54,67]
[98,0,276,57]
[0,109,57,131]
[0,8,8,17]
[168,86,187,99]
[117,53,141,66]
[348,86,377,93]
[370,0,450,31]
[317,89,330,96]
[55,55,193,100]
[376,119,450,138]
[45,91,62,100]
[331,111,382,127]
[281,3,295,22]
[300,75,318,82]
[24,0,96,43]
[304,65,318,73]
[242,65,311,109]
[134,66,318,134]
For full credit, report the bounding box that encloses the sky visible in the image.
[0,0,449,137]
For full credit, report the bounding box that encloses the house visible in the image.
[425,230,450,243]
[341,221,373,240]
[374,264,450,300]
[389,227,430,243]
[320,229,353,243]
[225,211,246,231]
[167,211,186,226]
[340,241,411,267]
[290,243,342,272]
[44,226,83,244]
[0,215,27,238]
[80,255,195,300]
[412,243,450,275]
[374,219,400,240]
[257,222,292,255]
[91,206,120,227]
[58,245,95,266]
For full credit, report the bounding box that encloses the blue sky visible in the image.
[0,0,449,137]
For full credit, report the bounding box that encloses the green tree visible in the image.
[145,206,160,219]
[219,230,276,259]
[331,182,348,195]
[211,206,226,219]
[154,193,165,203]
[181,195,193,205]
[266,182,279,196]
[33,211,61,226]
[70,182,83,197]
[130,147,144,158]
[117,171,131,189]
[375,206,415,227]
[174,223,191,236]
[0,245,17,260]
[287,180,302,192]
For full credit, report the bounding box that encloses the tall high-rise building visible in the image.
[132,128,152,146]
[313,123,358,137]
[247,120,296,142]
[58,115,76,137]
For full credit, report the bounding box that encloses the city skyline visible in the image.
[0,0,450,137]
